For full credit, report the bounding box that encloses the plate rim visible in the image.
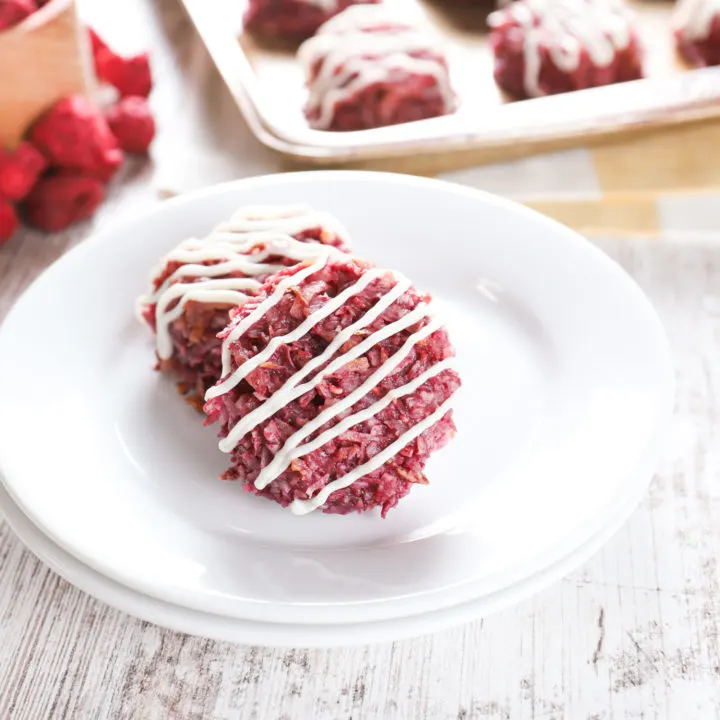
[0,469,653,647]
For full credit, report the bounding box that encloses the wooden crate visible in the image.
[0,0,92,149]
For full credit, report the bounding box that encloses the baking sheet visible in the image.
[179,0,720,163]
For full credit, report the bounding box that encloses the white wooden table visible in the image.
[2,1,720,717]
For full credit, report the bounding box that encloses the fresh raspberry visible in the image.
[0,0,37,31]
[23,173,105,232]
[0,142,47,201]
[29,96,124,182]
[88,27,108,55]
[95,48,153,98]
[106,96,156,154]
[0,198,19,244]
[87,27,153,97]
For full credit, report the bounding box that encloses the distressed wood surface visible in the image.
[1,1,720,718]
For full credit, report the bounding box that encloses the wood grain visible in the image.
[524,196,663,237]
[1,2,720,718]
[592,119,720,195]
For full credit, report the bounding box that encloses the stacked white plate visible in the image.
[0,172,674,647]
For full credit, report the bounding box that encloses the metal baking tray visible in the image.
[179,0,720,166]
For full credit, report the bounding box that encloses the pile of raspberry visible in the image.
[0,16,157,243]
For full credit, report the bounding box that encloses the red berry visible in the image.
[29,96,124,182]
[0,199,19,244]
[23,173,105,232]
[87,26,153,98]
[0,0,37,31]
[0,142,47,201]
[106,96,156,154]
[88,27,108,56]
[95,48,153,98]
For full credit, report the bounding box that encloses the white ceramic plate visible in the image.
[0,172,673,626]
[0,468,652,647]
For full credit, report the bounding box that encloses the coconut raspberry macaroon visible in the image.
[488,0,644,99]
[137,205,352,408]
[297,5,457,131]
[674,0,720,67]
[203,256,462,517]
[244,0,378,40]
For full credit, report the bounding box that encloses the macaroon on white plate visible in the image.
[0,172,673,640]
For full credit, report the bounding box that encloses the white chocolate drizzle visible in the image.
[673,0,720,41]
[215,272,413,452]
[276,357,455,491]
[290,394,455,515]
[207,264,457,514]
[298,5,456,130]
[137,204,350,360]
[488,0,636,97]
